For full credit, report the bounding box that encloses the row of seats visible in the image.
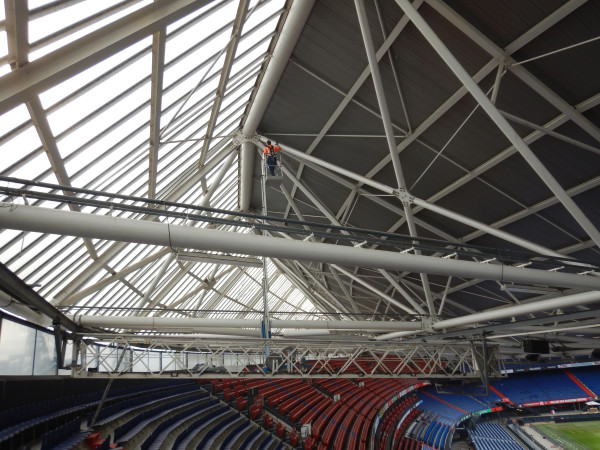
[490,369,596,405]
[94,383,203,425]
[114,390,207,442]
[377,395,417,448]
[421,387,487,412]
[302,378,418,450]
[392,407,421,449]
[397,436,422,449]
[468,422,522,450]
[569,366,600,394]
[40,417,88,450]
[0,380,197,449]
[417,392,467,424]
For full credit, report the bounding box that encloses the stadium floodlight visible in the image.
[176,251,262,267]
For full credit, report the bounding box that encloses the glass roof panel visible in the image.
[0,0,319,324]
[28,0,151,61]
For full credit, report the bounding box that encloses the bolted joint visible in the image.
[421,316,438,332]
[396,188,415,207]
[230,130,248,148]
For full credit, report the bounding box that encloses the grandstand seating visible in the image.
[8,367,599,450]
[40,417,88,450]
[417,391,467,423]
[568,367,600,396]
[0,380,206,450]
[468,422,522,450]
[491,369,592,405]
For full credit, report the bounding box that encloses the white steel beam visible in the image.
[500,110,600,156]
[148,26,166,199]
[379,269,427,315]
[294,261,353,315]
[271,259,339,315]
[26,95,100,260]
[278,139,565,257]
[331,264,416,315]
[72,315,422,331]
[4,0,29,69]
[425,0,600,145]
[199,0,249,166]
[424,92,600,207]
[0,0,212,114]
[4,205,600,290]
[283,1,422,218]
[239,0,315,211]
[396,0,600,250]
[355,0,436,315]
[434,290,600,330]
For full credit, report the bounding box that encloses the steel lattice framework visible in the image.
[0,0,598,376]
[70,335,505,380]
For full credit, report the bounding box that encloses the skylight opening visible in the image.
[65,117,148,186]
[245,0,285,30]
[28,0,151,61]
[36,242,92,297]
[79,128,148,192]
[0,126,42,175]
[157,129,205,169]
[0,104,31,141]
[164,68,222,120]
[9,232,63,280]
[11,152,57,182]
[46,60,151,137]
[59,103,145,162]
[165,0,233,43]
[218,84,254,119]
[29,236,81,295]
[39,37,150,110]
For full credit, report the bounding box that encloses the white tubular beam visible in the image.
[411,198,565,258]
[378,269,427,315]
[355,0,406,192]
[2,204,600,291]
[280,138,565,257]
[5,0,29,69]
[199,0,248,166]
[270,319,423,331]
[138,253,174,308]
[239,0,315,211]
[434,290,600,330]
[355,0,435,315]
[73,315,422,331]
[373,330,426,341]
[282,166,348,230]
[74,315,260,329]
[273,140,396,195]
[148,26,166,200]
[396,0,600,250]
[332,265,416,315]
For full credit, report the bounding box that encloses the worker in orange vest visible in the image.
[264,140,279,176]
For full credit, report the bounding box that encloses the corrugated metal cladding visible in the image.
[257,0,600,321]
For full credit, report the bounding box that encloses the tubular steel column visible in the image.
[355,0,436,315]
[260,148,271,357]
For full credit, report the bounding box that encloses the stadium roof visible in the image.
[0,0,599,365]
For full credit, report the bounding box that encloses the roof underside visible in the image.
[0,0,599,364]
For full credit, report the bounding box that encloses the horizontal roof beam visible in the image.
[2,203,600,292]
